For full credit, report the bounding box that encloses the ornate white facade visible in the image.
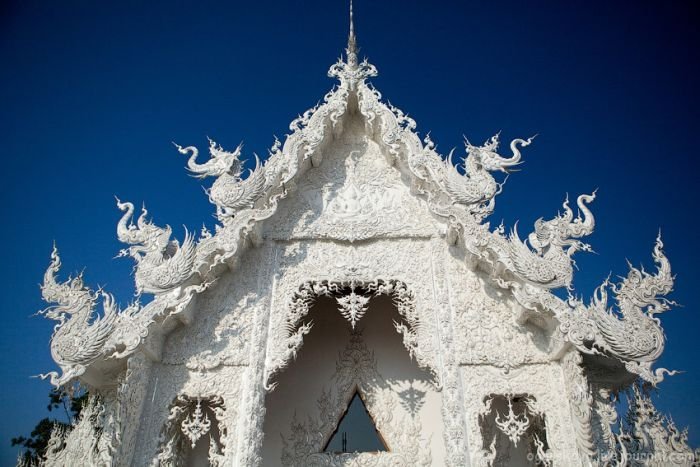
[29,7,697,467]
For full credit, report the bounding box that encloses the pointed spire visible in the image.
[346,0,358,67]
[328,0,377,84]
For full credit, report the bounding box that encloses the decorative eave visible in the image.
[37,20,679,391]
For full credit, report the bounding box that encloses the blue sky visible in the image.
[1,0,698,463]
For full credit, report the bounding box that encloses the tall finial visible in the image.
[330,0,377,83]
[346,0,358,66]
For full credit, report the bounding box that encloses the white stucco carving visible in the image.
[175,140,268,220]
[29,5,696,467]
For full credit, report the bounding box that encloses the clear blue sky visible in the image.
[1,0,698,463]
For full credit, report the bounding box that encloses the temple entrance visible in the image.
[261,290,442,466]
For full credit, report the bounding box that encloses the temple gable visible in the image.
[265,111,441,242]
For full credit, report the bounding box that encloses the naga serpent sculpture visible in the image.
[508,192,596,289]
[116,199,197,295]
[175,139,267,220]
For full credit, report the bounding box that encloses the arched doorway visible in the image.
[261,287,442,466]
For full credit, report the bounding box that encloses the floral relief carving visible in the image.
[430,239,469,466]
[264,123,441,243]
[446,251,551,370]
[117,363,244,466]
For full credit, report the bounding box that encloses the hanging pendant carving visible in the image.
[266,278,439,390]
[152,395,228,466]
[180,399,212,448]
[493,396,530,446]
[335,283,370,328]
[478,392,552,465]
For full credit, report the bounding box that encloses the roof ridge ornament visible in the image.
[328,0,377,87]
[347,0,358,67]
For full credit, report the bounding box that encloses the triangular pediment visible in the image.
[263,107,443,242]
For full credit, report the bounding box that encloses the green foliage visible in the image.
[12,388,87,465]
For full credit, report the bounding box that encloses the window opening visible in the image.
[323,391,388,453]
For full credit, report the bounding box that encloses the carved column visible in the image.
[116,352,153,466]
[235,243,280,465]
[560,349,596,465]
[591,385,618,463]
[431,239,470,466]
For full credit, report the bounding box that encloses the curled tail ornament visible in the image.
[38,246,128,387]
[508,192,596,289]
[115,198,196,294]
[175,139,268,220]
[442,133,534,215]
[468,133,534,172]
[559,234,678,385]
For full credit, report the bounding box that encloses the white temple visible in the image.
[31,6,697,467]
